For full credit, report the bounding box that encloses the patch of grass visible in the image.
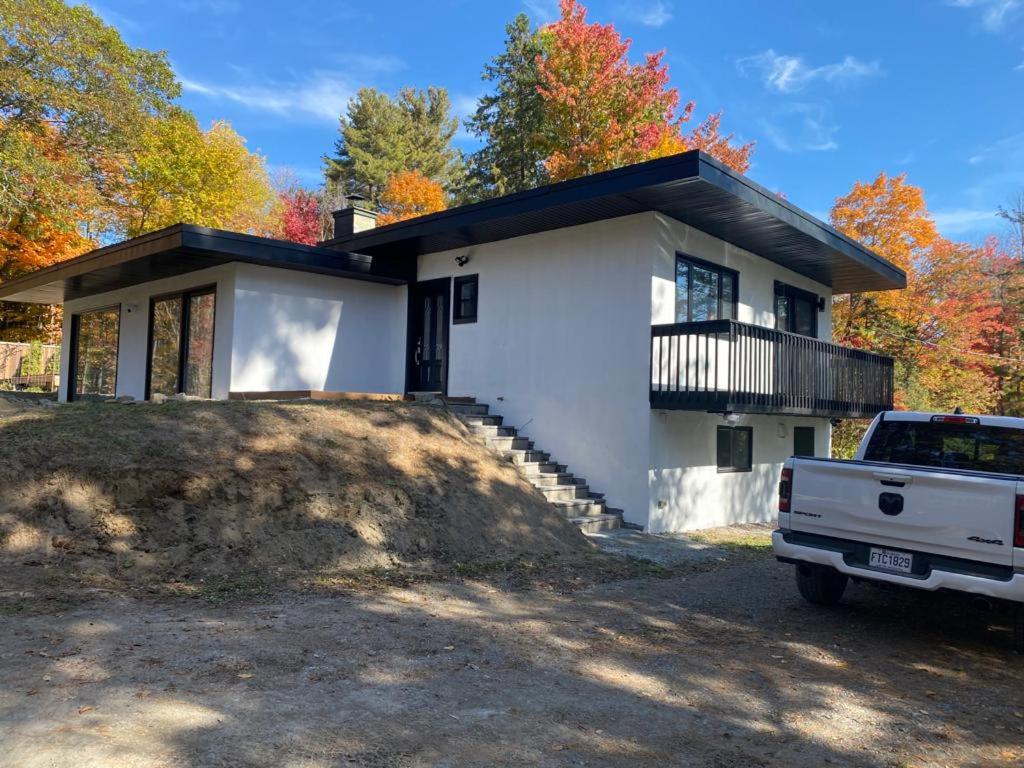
[686,525,773,558]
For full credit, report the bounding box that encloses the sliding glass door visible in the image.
[69,306,120,401]
[147,287,215,398]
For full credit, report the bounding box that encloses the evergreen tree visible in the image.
[324,87,461,207]
[464,13,549,199]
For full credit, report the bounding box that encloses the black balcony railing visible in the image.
[650,320,893,418]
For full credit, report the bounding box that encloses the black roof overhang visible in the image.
[326,151,906,294]
[0,224,413,304]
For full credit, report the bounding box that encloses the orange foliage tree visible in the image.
[828,172,1006,453]
[377,170,447,225]
[535,0,751,181]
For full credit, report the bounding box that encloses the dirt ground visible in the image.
[0,396,587,580]
[3,528,1022,768]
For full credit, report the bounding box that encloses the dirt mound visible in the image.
[0,399,588,580]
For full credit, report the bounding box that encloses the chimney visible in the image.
[332,194,377,238]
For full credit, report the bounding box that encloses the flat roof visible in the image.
[0,224,411,304]
[326,150,906,294]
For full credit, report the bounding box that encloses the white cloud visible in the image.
[758,104,839,153]
[932,207,1000,235]
[523,0,560,23]
[180,71,354,122]
[737,49,882,93]
[618,1,673,27]
[948,0,1020,31]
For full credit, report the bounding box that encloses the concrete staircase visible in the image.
[425,396,623,533]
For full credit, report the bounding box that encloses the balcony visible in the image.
[650,320,894,419]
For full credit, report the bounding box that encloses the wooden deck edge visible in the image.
[229,390,409,402]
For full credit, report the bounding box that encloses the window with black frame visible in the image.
[675,254,737,323]
[717,426,753,472]
[69,306,120,401]
[453,274,478,324]
[774,281,819,337]
[147,287,215,399]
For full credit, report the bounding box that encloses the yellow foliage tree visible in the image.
[377,170,447,226]
[119,111,278,237]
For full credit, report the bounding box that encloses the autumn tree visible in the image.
[681,113,754,174]
[376,170,447,226]
[278,188,322,245]
[535,0,687,182]
[465,13,550,199]
[325,87,462,206]
[118,111,277,237]
[0,0,178,340]
[829,172,1005,454]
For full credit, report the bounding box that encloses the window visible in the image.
[793,426,816,457]
[774,281,819,337]
[69,306,120,401]
[453,274,478,324]
[717,426,753,472]
[676,254,737,323]
[863,421,1024,475]
[146,287,216,398]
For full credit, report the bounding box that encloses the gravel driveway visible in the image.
[2,544,1022,767]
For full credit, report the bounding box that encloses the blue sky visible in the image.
[85,0,1024,242]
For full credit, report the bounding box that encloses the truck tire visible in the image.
[795,563,848,606]
[1014,604,1024,655]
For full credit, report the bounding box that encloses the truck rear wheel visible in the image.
[795,563,848,606]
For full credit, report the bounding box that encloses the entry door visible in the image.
[407,278,450,393]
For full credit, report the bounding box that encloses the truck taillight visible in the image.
[1015,495,1024,548]
[779,468,792,513]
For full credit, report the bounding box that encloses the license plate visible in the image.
[868,547,913,574]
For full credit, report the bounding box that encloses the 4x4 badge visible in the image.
[967,536,1004,546]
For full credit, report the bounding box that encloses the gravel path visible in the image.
[2,553,1022,767]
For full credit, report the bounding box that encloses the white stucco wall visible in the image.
[230,264,406,395]
[59,262,407,402]
[646,213,834,532]
[649,411,830,531]
[59,264,237,402]
[418,211,838,531]
[418,214,656,522]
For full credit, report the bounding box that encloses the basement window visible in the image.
[453,274,478,324]
[717,426,753,473]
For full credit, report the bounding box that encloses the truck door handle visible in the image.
[873,472,912,487]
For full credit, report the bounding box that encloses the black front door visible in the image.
[407,278,450,393]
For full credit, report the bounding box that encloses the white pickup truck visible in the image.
[772,411,1024,651]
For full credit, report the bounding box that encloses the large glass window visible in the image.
[774,281,819,337]
[676,255,738,322]
[70,307,120,401]
[147,287,215,398]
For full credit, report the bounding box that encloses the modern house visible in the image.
[0,151,904,532]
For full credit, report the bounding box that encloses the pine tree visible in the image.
[464,13,550,199]
[324,87,462,207]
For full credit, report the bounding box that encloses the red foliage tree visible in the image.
[278,188,321,245]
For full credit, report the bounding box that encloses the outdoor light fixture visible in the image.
[455,253,471,267]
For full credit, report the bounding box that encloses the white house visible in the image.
[0,152,904,533]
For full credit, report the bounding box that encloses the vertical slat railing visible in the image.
[650,320,893,416]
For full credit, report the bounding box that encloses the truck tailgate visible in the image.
[789,458,1017,566]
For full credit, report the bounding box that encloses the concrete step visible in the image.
[460,414,503,427]
[447,402,489,416]
[527,472,580,487]
[572,513,622,533]
[538,484,591,502]
[518,460,560,475]
[470,424,516,438]
[551,498,607,518]
[503,449,549,465]
[489,435,531,451]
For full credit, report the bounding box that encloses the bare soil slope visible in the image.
[0,397,588,580]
